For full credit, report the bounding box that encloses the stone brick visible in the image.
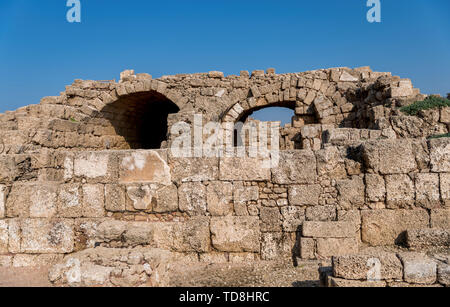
[399,252,437,285]
[362,139,417,174]
[361,209,429,246]
[332,252,403,280]
[306,205,336,221]
[74,152,117,181]
[281,206,306,232]
[233,183,258,205]
[302,221,356,238]
[336,176,365,208]
[125,184,155,211]
[288,185,321,206]
[299,238,315,259]
[429,138,450,172]
[260,207,282,232]
[438,263,450,286]
[119,151,171,185]
[316,238,359,258]
[0,220,8,253]
[385,174,415,207]
[6,183,57,218]
[415,173,440,208]
[272,150,317,184]
[406,228,450,249]
[105,184,126,212]
[206,181,233,216]
[172,217,211,253]
[153,184,178,213]
[0,185,6,218]
[169,157,219,183]
[440,173,450,206]
[431,209,450,229]
[327,277,386,287]
[316,147,347,179]
[220,157,270,181]
[178,182,207,216]
[365,174,385,202]
[82,184,105,218]
[210,216,260,252]
[261,232,293,260]
[20,219,74,254]
[58,184,82,218]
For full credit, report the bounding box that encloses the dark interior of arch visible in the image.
[101,91,180,149]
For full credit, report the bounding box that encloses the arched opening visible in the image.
[99,91,180,149]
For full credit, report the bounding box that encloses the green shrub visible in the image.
[428,133,450,140]
[400,96,450,116]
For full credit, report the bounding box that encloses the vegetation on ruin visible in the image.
[400,96,450,116]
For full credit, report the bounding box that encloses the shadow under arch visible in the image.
[99,91,180,149]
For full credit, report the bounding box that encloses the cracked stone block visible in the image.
[206,181,233,216]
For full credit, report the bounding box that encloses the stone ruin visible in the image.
[0,66,448,287]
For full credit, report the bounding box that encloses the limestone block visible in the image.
[0,220,8,253]
[288,184,321,206]
[178,182,207,216]
[406,229,450,249]
[233,183,258,205]
[440,173,450,206]
[365,174,386,202]
[316,238,359,258]
[327,277,386,287]
[6,183,57,218]
[362,139,417,174]
[153,184,178,213]
[340,71,359,82]
[385,174,415,207]
[0,185,6,218]
[20,219,74,254]
[260,207,282,232]
[126,185,155,211]
[281,206,306,232]
[105,184,126,212]
[172,217,211,253]
[58,184,82,218]
[220,157,270,181]
[12,254,63,267]
[302,221,356,238]
[210,216,260,252]
[261,232,293,260]
[272,150,317,184]
[390,87,413,98]
[82,184,105,218]
[399,252,437,285]
[119,151,171,185]
[361,209,429,246]
[415,173,440,208]
[206,181,233,216]
[431,208,450,229]
[300,238,315,259]
[316,147,347,179]
[438,263,450,286]
[0,255,12,267]
[440,107,450,124]
[74,152,118,181]
[429,138,450,172]
[332,252,403,280]
[306,205,336,221]
[336,176,365,207]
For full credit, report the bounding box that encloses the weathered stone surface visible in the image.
[0,220,8,253]
[272,150,317,184]
[220,157,270,181]
[362,139,417,174]
[288,185,321,206]
[336,176,365,207]
[365,174,385,202]
[169,157,219,183]
[316,147,347,179]
[431,208,450,229]
[58,184,82,217]
[6,183,57,218]
[440,173,450,206]
[332,252,403,280]
[406,228,450,249]
[260,232,292,260]
[302,221,356,238]
[126,184,155,211]
[0,185,6,218]
[74,152,117,181]
[233,183,258,205]
[105,184,126,212]
[210,216,260,252]
[281,206,305,232]
[399,252,437,285]
[299,238,315,259]
[430,138,450,172]
[316,238,359,258]
[119,151,171,185]
[327,277,386,287]
[172,217,211,253]
[82,184,105,217]
[437,263,450,286]
[20,219,74,254]
[361,209,429,246]
[305,205,336,221]
[415,173,440,208]
[153,184,178,213]
[260,207,282,232]
[178,182,207,216]
[206,181,233,216]
[385,174,415,207]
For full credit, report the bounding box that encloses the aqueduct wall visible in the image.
[0,67,448,287]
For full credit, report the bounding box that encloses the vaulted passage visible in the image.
[101,91,179,149]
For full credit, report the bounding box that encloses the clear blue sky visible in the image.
[1,0,449,124]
